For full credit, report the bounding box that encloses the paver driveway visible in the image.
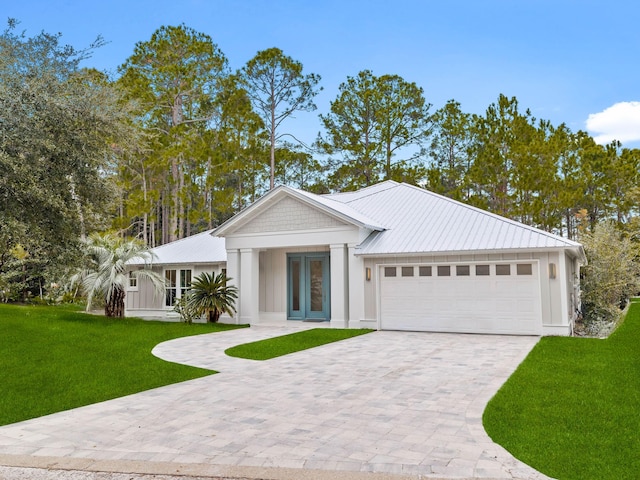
[0,327,549,479]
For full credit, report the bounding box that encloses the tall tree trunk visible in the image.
[169,158,179,242]
[178,160,185,239]
[270,95,276,190]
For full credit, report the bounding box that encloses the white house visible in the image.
[126,181,586,336]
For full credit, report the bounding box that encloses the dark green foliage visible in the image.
[318,70,431,190]
[186,271,238,323]
[483,300,640,480]
[225,328,373,360]
[0,22,132,266]
[0,303,243,426]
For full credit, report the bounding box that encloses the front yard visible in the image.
[483,299,640,480]
[0,304,242,426]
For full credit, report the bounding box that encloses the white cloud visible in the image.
[586,101,640,145]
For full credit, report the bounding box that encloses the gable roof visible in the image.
[213,184,385,236]
[129,229,227,266]
[325,181,585,258]
[140,181,585,266]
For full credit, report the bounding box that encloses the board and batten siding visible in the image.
[258,246,330,320]
[125,263,225,318]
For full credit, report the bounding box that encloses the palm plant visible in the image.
[75,233,164,317]
[186,271,238,323]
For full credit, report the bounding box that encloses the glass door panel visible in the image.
[309,259,324,312]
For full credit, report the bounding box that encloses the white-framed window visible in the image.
[165,268,192,307]
[419,266,432,276]
[384,266,397,277]
[517,263,533,275]
[496,264,511,276]
[128,270,138,290]
[437,265,451,277]
[401,266,414,277]
[456,265,470,276]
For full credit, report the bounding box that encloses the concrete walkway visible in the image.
[0,327,550,479]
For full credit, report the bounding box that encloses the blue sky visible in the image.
[6,0,640,149]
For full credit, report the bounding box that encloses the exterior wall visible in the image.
[125,263,225,319]
[362,250,574,335]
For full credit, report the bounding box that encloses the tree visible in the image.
[426,100,474,201]
[274,143,326,191]
[239,47,322,190]
[76,233,165,317]
[118,24,228,242]
[579,221,640,328]
[0,20,135,290]
[318,70,431,190]
[185,271,238,323]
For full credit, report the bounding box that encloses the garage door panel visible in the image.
[380,262,542,335]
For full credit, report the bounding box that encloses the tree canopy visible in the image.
[239,47,322,190]
[0,21,135,297]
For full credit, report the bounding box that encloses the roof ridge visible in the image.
[399,182,581,247]
[326,180,400,204]
[153,228,216,249]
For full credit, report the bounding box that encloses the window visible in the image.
[401,266,414,277]
[165,269,192,307]
[496,264,511,276]
[437,265,451,276]
[419,266,432,277]
[384,266,397,277]
[456,265,470,276]
[165,270,177,307]
[517,264,533,275]
[475,265,490,276]
[180,269,192,297]
[128,271,137,289]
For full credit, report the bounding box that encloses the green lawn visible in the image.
[483,300,640,480]
[225,327,373,360]
[0,303,244,426]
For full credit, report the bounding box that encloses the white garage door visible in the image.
[379,262,542,335]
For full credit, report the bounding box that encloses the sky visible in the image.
[5,0,640,149]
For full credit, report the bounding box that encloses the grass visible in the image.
[225,327,373,360]
[0,303,244,427]
[483,299,640,480]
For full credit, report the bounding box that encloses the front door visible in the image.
[287,253,330,320]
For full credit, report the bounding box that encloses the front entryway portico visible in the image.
[214,186,382,329]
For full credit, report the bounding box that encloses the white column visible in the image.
[240,248,260,325]
[330,244,347,328]
[225,249,240,324]
[348,244,365,329]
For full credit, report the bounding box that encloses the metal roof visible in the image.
[136,181,584,266]
[129,229,227,266]
[325,181,584,256]
[288,186,385,231]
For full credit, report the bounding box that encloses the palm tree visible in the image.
[186,271,238,323]
[75,233,164,317]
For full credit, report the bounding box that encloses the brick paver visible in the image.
[0,327,550,479]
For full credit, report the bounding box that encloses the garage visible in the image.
[379,261,543,335]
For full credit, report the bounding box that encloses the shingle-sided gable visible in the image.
[233,195,347,234]
[214,185,384,237]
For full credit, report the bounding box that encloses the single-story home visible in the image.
[126,180,586,335]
